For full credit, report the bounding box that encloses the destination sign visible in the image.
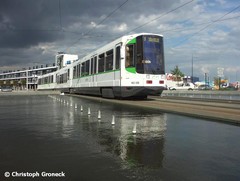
[144,36,160,43]
[147,37,160,43]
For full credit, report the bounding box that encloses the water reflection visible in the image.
[117,115,166,169]
[49,95,167,169]
[2,95,240,180]
[79,110,166,168]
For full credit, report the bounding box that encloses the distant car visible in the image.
[198,85,213,90]
[169,83,195,90]
[222,86,238,91]
[1,86,13,92]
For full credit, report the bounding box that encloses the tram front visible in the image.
[121,34,166,98]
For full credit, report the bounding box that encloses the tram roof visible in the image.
[74,32,163,64]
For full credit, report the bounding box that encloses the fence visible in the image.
[161,90,240,101]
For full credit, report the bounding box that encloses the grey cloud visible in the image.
[0,0,239,82]
[0,0,179,49]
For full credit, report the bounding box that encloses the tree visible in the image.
[171,66,185,81]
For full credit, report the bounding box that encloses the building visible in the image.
[0,64,57,90]
[0,53,78,90]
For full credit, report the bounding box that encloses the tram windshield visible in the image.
[126,35,165,74]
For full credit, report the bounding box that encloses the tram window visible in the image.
[115,46,120,69]
[73,66,76,78]
[76,65,78,77]
[64,73,67,83]
[91,58,94,74]
[125,45,134,67]
[94,56,97,74]
[136,36,144,73]
[81,62,85,77]
[58,75,61,83]
[77,64,80,77]
[86,60,90,76]
[106,49,113,71]
[98,53,105,73]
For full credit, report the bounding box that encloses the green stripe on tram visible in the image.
[127,38,136,44]
[126,67,136,73]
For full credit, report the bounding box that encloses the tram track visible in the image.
[72,94,240,125]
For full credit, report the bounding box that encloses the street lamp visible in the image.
[191,54,193,83]
[191,54,198,83]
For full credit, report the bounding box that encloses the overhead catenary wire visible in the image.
[172,4,240,47]
[145,14,240,37]
[1,0,239,68]
[0,0,130,67]
[1,11,239,36]
[65,0,130,52]
[125,0,195,34]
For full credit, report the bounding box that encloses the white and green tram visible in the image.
[38,33,166,98]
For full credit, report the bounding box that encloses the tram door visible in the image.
[114,44,121,86]
[91,55,97,87]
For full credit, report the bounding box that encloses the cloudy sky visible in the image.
[0,0,239,81]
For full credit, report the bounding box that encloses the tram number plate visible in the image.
[152,75,159,80]
[131,81,139,84]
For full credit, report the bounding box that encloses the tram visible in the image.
[38,33,166,98]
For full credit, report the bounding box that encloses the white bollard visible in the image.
[88,108,91,115]
[80,105,83,112]
[111,115,115,125]
[98,110,101,120]
[132,123,137,134]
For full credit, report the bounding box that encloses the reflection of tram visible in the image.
[38,33,166,98]
[53,94,167,168]
[118,114,166,168]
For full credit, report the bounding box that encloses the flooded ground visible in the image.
[0,95,239,180]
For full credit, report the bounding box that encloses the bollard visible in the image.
[132,123,137,134]
[98,110,101,120]
[111,115,115,125]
